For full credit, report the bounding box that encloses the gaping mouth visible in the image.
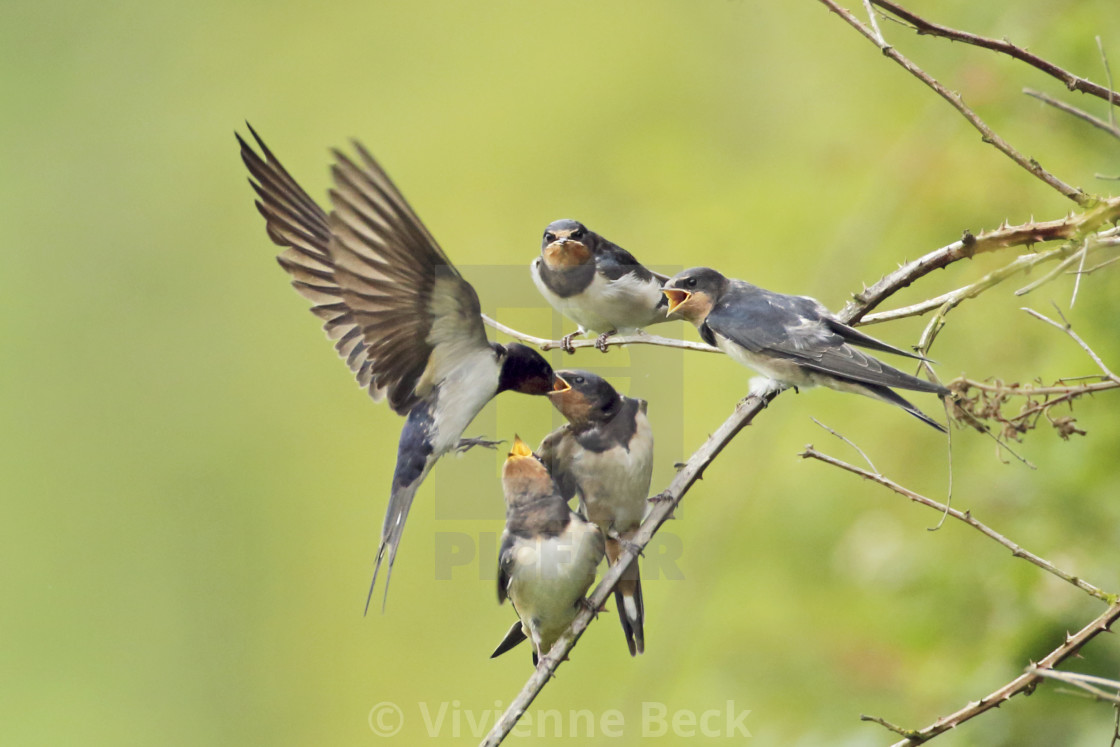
[508,435,533,459]
[662,289,691,314]
[549,373,571,395]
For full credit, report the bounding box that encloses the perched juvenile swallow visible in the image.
[530,219,669,352]
[491,436,605,667]
[237,126,555,609]
[535,370,653,656]
[662,267,950,431]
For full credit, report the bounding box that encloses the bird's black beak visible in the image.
[662,288,691,315]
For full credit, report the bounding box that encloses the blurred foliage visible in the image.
[2,1,1119,745]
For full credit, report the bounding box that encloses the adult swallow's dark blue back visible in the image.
[530,219,669,351]
[538,370,653,656]
[237,126,554,610]
[491,436,605,667]
[662,267,950,431]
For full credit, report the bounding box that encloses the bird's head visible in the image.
[547,369,621,427]
[498,343,555,395]
[501,435,552,504]
[662,267,727,324]
[540,219,594,269]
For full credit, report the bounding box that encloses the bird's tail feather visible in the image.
[862,383,948,433]
[490,620,528,659]
[363,477,424,615]
[606,536,645,656]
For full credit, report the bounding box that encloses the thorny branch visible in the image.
[869,0,1120,106]
[886,602,1120,745]
[482,6,1120,745]
[816,0,1094,206]
[799,446,1114,602]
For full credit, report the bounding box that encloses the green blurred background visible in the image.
[4,1,1119,744]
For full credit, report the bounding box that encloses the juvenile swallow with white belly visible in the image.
[491,436,605,667]
[238,127,554,609]
[662,267,950,431]
[538,370,653,656]
[531,219,668,352]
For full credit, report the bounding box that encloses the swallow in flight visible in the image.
[238,126,554,610]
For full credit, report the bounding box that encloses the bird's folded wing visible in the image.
[239,126,385,402]
[327,143,490,414]
[708,294,936,391]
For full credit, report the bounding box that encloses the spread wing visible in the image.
[708,285,944,394]
[238,126,384,401]
[326,142,491,414]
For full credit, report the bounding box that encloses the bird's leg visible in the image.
[560,331,578,354]
[595,329,617,353]
[455,436,505,453]
[743,376,789,405]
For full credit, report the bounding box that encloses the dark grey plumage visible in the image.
[663,267,950,431]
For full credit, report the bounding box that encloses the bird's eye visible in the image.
[544,232,555,243]
[570,228,585,240]
[574,376,585,384]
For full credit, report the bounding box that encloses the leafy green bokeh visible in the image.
[3,1,1118,744]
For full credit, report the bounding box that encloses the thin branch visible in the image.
[875,601,1120,745]
[870,0,1120,106]
[799,446,1114,603]
[817,0,1093,206]
[1029,668,1120,705]
[480,314,721,354]
[843,196,1120,323]
[1024,88,1120,140]
[1100,36,1117,131]
[1022,307,1120,381]
[810,417,878,473]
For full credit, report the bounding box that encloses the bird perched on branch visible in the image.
[538,370,652,656]
[491,436,605,667]
[238,126,555,610]
[662,267,950,431]
[531,219,669,352]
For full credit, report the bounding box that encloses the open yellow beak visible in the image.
[508,435,533,460]
[549,373,571,395]
[662,288,691,315]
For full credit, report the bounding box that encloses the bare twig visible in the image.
[1029,668,1120,704]
[1100,36,1117,131]
[810,417,878,473]
[799,446,1114,602]
[817,0,1093,206]
[870,0,1120,106]
[876,601,1120,745]
[481,314,721,354]
[1024,88,1120,140]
